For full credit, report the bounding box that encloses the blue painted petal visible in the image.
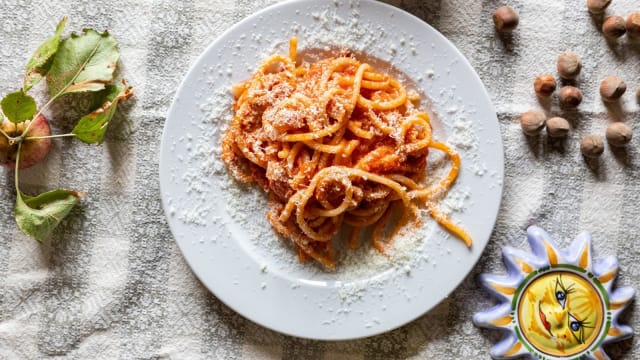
[563,231,592,270]
[472,302,511,328]
[526,226,557,264]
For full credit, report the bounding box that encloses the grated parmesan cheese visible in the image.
[166,0,483,323]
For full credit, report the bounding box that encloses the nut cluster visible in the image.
[519,110,571,139]
[531,53,585,109]
[579,125,635,158]
[598,10,640,41]
[508,3,636,164]
[525,52,634,158]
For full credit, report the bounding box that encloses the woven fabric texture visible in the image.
[0,0,638,359]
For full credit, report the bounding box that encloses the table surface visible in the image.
[0,0,638,359]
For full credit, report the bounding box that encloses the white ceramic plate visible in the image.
[160,0,503,340]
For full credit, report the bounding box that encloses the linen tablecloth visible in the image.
[0,0,638,358]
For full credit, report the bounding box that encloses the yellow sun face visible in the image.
[473,227,634,360]
[517,271,604,357]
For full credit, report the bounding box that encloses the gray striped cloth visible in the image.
[0,0,638,358]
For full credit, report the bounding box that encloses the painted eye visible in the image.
[568,313,585,344]
[555,291,567,308]
[570,321,580,331]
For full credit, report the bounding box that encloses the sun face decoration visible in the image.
[473,226,635,360]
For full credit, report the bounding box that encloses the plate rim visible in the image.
[159,0,505,340]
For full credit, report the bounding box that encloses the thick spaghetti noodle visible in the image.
[222,38,470,269]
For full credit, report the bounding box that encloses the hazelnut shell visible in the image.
[534,75,557,97]
[602,16,627,38]
[493,6,519,32]
[559,86,583,108]
[606,122,632,147]
[600,76,627,102]
[627,13,640,37]
[580,135,605,158]
[557,52,582,80]
[520,110,546,136]
[587,0,612,14]
[546,117,570,138]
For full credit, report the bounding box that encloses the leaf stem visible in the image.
[15,142,22,196]
[21,95,57,138]
[0,127,11,140]
[22,39,103,138]
[25,133,76,141]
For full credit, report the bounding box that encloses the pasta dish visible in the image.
[221,38,470,269]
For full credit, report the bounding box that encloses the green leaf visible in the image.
[15,189,82,242]
[23,17,67,92]
[46,28,119,97]
[72,82,133,144]
[1,91,37,123]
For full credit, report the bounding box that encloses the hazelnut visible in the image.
[587,0,612,14]
[534,74,557,97]
[605,122,632,147]
[559,86,583,108]
[580,135,605,158]
[557,52,582,80]
[546,117,570,138]
[520,109,546,136]
[602,16,627,38]
[493,6,519,32]
[627,13,640,37]
[599,76,626,102]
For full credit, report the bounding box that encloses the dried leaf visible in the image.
[46,28,119,96]
[15,189,82,242]
[72,82,133,144]
[23,17,67,92]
